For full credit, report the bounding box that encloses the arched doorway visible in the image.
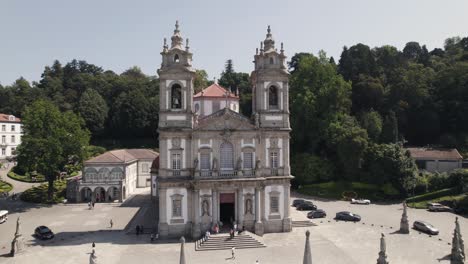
[94,187,106,202]
[107,186,120,202]
[80,187,92,202]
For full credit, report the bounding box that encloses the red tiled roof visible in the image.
[407,147,462,160]
[0,114,21,123]
[194,83,239,99]
[85,149,159,164]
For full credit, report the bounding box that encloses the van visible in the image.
[0,210,8,223]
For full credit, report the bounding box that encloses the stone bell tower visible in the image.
[251,26,290,129]
[158,21,196,129]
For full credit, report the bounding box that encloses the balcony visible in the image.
[195,169,256,179]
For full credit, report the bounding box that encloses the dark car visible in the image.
[296,202,317,211]
[413,220,439,235]
[307,209,326,219]
[292,199,306,207]
[34,226,54,240]
[335,211,361,222]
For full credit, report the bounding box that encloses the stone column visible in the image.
[282,183,292,232]
[159,188,169,237]
[238,188,244,226]
[212,189,218,225]
[283,137,291,175]
[254,187,264,236]
[192,189,201,239]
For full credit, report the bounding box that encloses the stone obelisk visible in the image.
[377,233,389,264]
[179,236,186,264]
[10,217,25,256]
[451,217,465,264]
[399,202,409,234]
[303,230,312,264]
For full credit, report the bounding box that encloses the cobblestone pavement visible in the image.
[0,192,466,263]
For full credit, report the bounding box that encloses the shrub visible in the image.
[0,181,13,193]
[8,169,46,183]
[20,180,67,203]
[406,188,460,203]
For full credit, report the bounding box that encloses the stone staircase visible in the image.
[292,220,317,228]
[195,233,265,251]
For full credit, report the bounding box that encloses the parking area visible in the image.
[0,193,465,263]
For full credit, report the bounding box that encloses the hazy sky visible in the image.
[1,0,468,86]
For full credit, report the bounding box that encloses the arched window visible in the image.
[269,57,274,64]
[174,54,180,63]
[220,142,234,170]
[171,84,182,109]
[269,86,279,109]
[97,168,110,181]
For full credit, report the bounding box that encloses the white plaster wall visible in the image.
[166,188,188,225]
[264,185,284,220]
[203,101,212,116]
[0,122,22,159]
[137,161,152,187]
[125,163,137,196]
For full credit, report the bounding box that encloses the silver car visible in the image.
[413,220,439,235]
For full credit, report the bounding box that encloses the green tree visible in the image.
[358,110,383,142]
[381,111,398,143]
[78,89,109,135]
[193,69,213,93]
[16,100,90,199]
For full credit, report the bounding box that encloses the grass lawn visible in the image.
[406,188,466,209]
[8,168,80,183]
[0,180,13,193]
[297,181,400,201]
[20,180,67,203]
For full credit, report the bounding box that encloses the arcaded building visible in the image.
[155,22,292,239]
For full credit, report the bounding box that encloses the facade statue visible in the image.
[193,158,199,170]
[202,199,210,216]
[212,157,218,171]
[255,159,261,170]
[245,198,253,215]
[254,112,260,128]
[236,157,243,171]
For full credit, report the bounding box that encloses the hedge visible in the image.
[0,180,13,193]
[8,170,46,183]
[20,180,67,203]
[406,188,460,203]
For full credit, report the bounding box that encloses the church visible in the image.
[154,21,293,239]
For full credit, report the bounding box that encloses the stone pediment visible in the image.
[195,108,255,131]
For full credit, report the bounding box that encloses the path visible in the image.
[0,162,37,194]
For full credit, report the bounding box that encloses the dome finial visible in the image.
[171,20,183,49]
[263,25,275,51]
[267,25,271,34]
[175,20,179,32]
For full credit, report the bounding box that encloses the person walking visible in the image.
[110,219,113,228]
[136,225,140,235]
[231,247,235,259]
[92,242,95,248]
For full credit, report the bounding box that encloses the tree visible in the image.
[403,42,422,61]
[381,111,398,143]
[193,69,213,93]
[78,89,109,135]
[16,100,90,199]
[351,75,385,113]
[338,44,377,82]
[358,110,383,142]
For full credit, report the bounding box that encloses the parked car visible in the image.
[427,203,452,212]
[296,202,317,211]
[307,209,326,219]
[335,211,361,222]
[413,220,439,235]
[351,198,371,205]
[34,226,54,240]
[292,199,306,207]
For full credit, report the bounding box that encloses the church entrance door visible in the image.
[219,192,235,228]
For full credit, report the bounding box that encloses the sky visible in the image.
[1,0,468,86]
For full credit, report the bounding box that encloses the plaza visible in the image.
[0,189,465,263]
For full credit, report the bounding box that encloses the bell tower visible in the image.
[252,26,290,129]
[158,21,196,129]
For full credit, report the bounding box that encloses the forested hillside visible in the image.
[1,36,467,191]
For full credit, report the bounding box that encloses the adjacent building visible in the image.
[407,147,463,173]
[0,114,22,160]
[154,22,293,239]
[67,149,158,203]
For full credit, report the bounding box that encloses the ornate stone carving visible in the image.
[245,198,253,215]
[201,199,210,216]
[172,138,181,148]
[270,137,278,148]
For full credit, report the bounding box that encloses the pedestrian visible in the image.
[110,219,113,228]
[92,201,95,209]
[231,247,235,259]
[92,242,95,248]
[136,225,140,235]
[150,233,154,242]
[88,202,91,210]
[256,260,259,264]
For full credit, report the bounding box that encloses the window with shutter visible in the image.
[220,142,234,169]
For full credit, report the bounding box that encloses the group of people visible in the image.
[87,201,96,210]
[135,224,145,235]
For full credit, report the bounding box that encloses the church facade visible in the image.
[156,21,292,239]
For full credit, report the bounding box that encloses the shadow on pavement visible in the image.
[0,199,53,214]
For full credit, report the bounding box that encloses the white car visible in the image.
[351,198,371,205]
